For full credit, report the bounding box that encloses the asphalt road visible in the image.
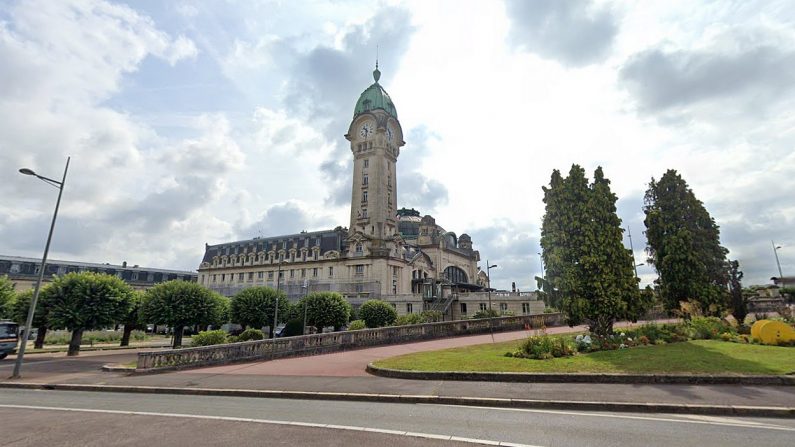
[1,389,793,447]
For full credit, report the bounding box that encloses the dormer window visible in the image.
[355,243,363,254]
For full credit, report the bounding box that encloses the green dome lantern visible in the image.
[353,64,398,119]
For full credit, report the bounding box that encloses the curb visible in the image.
[366,364,795,386]
[1,382,792,419]
[20,344,171,355]
[101,364,136,373]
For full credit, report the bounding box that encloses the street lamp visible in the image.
[273,261,283,339]
[772,241,785,288]
[12,157,70,379]
[486,260,498,312]
[301,279,309,336]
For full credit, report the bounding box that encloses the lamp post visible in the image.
[772,241,785,288]
[486,260,498,312]
[272,261,283,339]
[301,279,309,336]
[486,260,498,340]
[12,157,70,379]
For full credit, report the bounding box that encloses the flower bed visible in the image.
[506,317,792,361]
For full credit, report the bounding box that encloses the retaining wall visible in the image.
[136,313,563,372]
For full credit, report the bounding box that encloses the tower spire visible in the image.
[373,45,381,82]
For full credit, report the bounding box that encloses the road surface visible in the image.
[1,388,792,447]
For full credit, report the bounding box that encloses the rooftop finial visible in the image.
[373,45,381,82]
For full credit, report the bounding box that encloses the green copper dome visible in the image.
[353,66,398,119]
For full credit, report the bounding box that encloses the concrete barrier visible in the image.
[136,313,563,372]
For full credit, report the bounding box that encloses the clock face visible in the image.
[359,122,373,139]
[386,126,393,142]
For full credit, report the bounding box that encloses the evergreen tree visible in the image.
[644,170,729,314]
[540,165,642,336]
[728,260,747,324]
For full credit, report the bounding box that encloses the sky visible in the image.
[1,0,793,291]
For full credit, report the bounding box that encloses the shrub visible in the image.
[574,334,592,352]
[359,300,397,328]
[420,310,443,322]
[720,332,733,342]
[237,328,264,342]
[395,313,424,326]
[514,335,575,360]
[688,317,734,340]
[471,308,500,319]
[191,330,228,347]
[282,318,305,337]
[638,335,650,345]
[347,320,366,330]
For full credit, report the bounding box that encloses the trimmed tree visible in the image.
[10,289,50,349]
[45,272,134,356]
[230,286,289,337]
[141,281,228,348]
[644,170,729,315]
[359,299,398,328]
[298,292,351,333]
[119,291,144,347]
[540,165,643,336]
[0,275,15,319]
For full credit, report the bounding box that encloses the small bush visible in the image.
[514,335,575,360]
[347,320,366,330]
[471,308,500,319]
[191,330,228,347]
[688,317,735,340]
[237,328,264,342]
[720,332,733,342]
[282,318,305,337]
[420,310,443,322]
[638,335,650,345]
[395,313,425,326]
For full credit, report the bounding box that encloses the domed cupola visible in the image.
[353,63,398,119]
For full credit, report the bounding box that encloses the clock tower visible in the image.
[345,64,405,250]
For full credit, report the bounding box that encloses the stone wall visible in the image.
[136,313,564,372]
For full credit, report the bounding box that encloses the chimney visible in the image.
[122,261,127,268]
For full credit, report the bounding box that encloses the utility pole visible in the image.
[772,241,785,288]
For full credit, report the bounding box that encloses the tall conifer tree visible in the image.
[541,165,642,336]
[643,170,729,314]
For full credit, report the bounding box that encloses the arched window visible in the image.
[443,266,468,284]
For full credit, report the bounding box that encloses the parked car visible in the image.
[0,320,19,360]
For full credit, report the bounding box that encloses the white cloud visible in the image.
[0,0,792,288]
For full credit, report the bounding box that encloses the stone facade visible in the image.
[197,66,540,318]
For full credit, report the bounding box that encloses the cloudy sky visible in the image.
[1,0,793,290]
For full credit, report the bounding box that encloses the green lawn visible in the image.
[373,339,795,375]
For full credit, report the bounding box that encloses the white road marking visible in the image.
[0,404,544,447]
[424,404,795,432]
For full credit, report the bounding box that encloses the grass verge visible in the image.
[373,339,795,375]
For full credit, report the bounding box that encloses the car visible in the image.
[0,320,20,360]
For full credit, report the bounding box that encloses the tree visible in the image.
[644,170,729,315]
[45,272,134,356]
[0,275,15,319]
[11,289,50,349]
[728,260,747,324]
[359,299,397,328]
[141,281,228,348]
[119,291,144,347]
[540,165,642,336]
[230,286,289,337]
[296,292,351,333]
